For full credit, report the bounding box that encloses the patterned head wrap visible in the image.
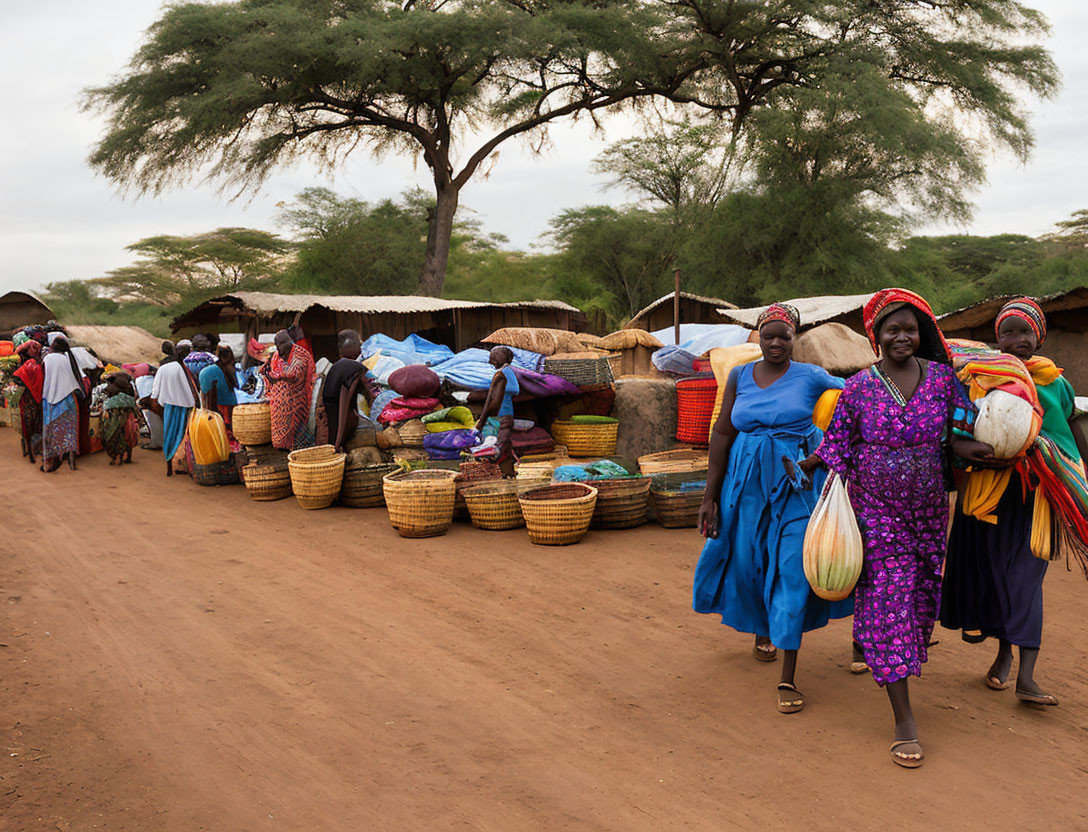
[756,302,801,332]
[863,288,951,364]
[995,297,1046,346]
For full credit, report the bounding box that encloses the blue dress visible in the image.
[692,361,853,650]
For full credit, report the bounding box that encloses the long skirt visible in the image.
[101,409,141,459]
[43,395,80,460]
[163,404,190,461]
[19,395,43,459]
[941,472,1047,647]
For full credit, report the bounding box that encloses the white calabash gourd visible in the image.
[973,389,1036,459]
[803,474,863,601]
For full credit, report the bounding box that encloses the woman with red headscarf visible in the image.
[941,297,1088,709]
[12,340,45,463]
[806,288,993,768]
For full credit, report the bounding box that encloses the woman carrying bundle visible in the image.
[12,340,45,464]
[693,303,851,715]
[941,298,1088,707]
[807,289,993,767]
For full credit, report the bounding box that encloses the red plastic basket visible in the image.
[676,376,718,445]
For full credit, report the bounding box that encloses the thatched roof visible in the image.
[0,290,54,332]
[716,293,875,334]
[65,325,165,367]
[624,292,738,329]
[938,287,1088,335]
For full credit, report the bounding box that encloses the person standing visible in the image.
[474,347,521,475]
[808,288,993,768]
[199,344,239,425]
[12,340,45,464]
[152,340,198,476]
[40,336,86,473]
[693,303,850,715]
[99,373,142,466]
[941,297,1088,707]
[323,330,365,453]
[261,329,317,451]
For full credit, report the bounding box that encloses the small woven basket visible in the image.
[382,469,458,538]
[340,463,399,508]
[650,473,707,528]
[233,402,272,446]
[287,445,346,510]
[637,448,710,476]
[518,483,598,546]
[550,420,618,458]
[590,476,652,529]
[462,480,525,530]
[243,463,292,501]
[398,419,426,447]
[193,457,241,487]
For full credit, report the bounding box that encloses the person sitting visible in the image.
[260,329,317,451]
[474,346,520,475]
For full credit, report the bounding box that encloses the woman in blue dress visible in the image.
[693,303,851,714]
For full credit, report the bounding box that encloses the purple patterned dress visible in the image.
[817,361,960,686]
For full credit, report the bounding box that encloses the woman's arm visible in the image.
[698,369,739,539]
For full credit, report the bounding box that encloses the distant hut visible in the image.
[624,292,737,335]
[717,293,875,336]
[65,325,166,367]
[939,287,1088,392]
[171,292,585,360]
[0,291,54,338]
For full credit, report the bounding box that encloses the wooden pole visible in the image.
[673,269,681,345]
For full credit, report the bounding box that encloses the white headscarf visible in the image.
[42,351,84,404]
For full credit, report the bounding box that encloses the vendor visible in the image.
[323,329,365,453]
[475,346,520,475]
[261,329,316,451]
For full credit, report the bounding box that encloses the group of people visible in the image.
[693,290,1087,768]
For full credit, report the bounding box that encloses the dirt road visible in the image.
[2,430,1087,830]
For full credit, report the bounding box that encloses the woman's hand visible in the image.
[952,438,995,464]
[798,454,823,476]
[698,498,720,539]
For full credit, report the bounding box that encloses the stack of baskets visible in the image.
[232,402,272,446]
[462,480,525,530]
[340,462,399,508]
[637,449,709,476]
[550,417,618,458]
[454,460,504,518]
[590,476,652,529]
[518,483,598,545]
[242,452,292,501]
[675,376,718,446]
[650,473,707,528]
[382,469,458,538]
[287,445,347,510]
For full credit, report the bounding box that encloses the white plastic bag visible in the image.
[802,473,863,601]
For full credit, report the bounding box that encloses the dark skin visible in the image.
[261,331,294,380]
[698,320,803,702]
[332,332,363,453]
[476,347,516,476]
[980,317,1088,703]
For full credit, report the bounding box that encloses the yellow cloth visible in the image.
[960,467,1014,525]
[708,344,763,441]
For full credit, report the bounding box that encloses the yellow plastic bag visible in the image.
[803,473,863,601]
[188,407,230,465]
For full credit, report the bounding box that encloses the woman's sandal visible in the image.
[753,643,777,662]
[889,739,925,768]
[984,675,1010,691]
[777,683,804,714]
[849,661,870,674]
[1015,689,1058,707]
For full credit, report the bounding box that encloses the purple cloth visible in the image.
[424,428,478,460]
[816,362,961,687]
[512,367,580,398]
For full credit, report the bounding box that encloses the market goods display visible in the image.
[388,364,441,398]
[802,474,863,601]
[675,375,718,445]
[340,462,399,508]
[550,418,618,458]
[590,476,651,529]
[518,483,598,545]
[232,402,272,445]
[382,469,458,538]
[287,445,347,510]
[462,480,525,530]
[650,474,706,528]
[637,448,708,476]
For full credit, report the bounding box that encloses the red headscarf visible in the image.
[13,342,44,403]
[756,302,801,332]
[995,297,1046,346]
[863,288,951,364]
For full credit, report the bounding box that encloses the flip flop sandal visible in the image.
[753,644,778,662]
[984,675,1010,691]
[849,661,870,675]
[777,683,804,714]
[889,739,924,768]
[1016,689,1059,707]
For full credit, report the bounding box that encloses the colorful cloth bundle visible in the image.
[422,406,475,432]
[1022,434,1088,575]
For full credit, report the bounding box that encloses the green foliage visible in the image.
[39,281,175,337]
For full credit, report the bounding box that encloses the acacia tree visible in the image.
[85,0,1056,296]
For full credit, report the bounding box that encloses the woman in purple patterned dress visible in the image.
[801,288,992,768]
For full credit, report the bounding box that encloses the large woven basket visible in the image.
[650,473,707,528]
[675,376,717,446]
[462,480,525,530]
[193,457,242,487]
[590,476,652,529]
[382,469,458,538]
[542,356,615,387]
[637,448,709,476]
[233,402,272,446]
[518,483,598,546]
[550,420,618,458]
[340,463,399,508]
[287,445,347,510]
[243,463,292,501]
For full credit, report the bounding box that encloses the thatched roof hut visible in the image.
[66,325,165,367]
[624,292,737,333]
[717,294,875,335]
[0,291,54,337]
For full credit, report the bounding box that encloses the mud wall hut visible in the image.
[939,287,1088,392]
[623,292,737,336]
[171,293,585,360]
[0,291,54,338]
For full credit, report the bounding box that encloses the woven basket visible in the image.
[462,481,525,530]
[542,356,615,387]
[193,457,242,487]
[637,448,710,476]
[340,463,399,508]
[392,447,428,464]
[287,445,347,510]
[398,419,426,447]
[676,376,718,446]
[650,473,707,528]
[590,476,652,529]
[233,402,272,446]
[382,469,458,538]
[550,420,618,458]
[518,483,598,545]
[243,463,292,501]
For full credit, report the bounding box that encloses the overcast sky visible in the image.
[0,0,1085,296]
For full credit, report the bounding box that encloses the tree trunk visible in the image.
[418,183,459,297]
